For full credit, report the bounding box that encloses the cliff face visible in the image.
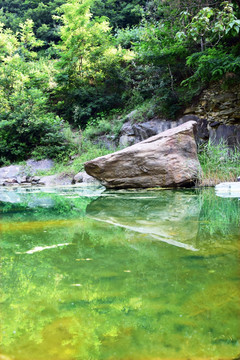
[184,83,240,147]
[93,83,240,149]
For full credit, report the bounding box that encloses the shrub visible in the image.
[0,115,73,165]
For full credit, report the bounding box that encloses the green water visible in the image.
[0,186,239,360]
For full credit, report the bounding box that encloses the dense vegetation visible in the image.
[0,0,240,165]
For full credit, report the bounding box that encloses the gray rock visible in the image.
[3,178,18,185]
[0,159,55,186]
[25,159,54,173]
[208,124,240,148]
[0,165,21,181]
[31,176,41,182]
[119,134,136,147]
[118,115,200,147]
[120,122,135,136]
[85,121,202,189]
[39,173,73,186]
[92,135,117,150]
[72,172,84,183]
[124,110,138,122]
[73,171,100,184]
[132,121,160,140]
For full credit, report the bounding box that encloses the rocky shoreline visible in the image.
[1,115,239,189]
[0,159,99,187]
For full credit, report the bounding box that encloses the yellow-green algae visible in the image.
[0,187,239,360]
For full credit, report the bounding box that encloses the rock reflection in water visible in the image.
[87,191,201,251]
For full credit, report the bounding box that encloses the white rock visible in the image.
[215,182,240,198]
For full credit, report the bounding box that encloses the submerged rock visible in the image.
[85,121,202,189]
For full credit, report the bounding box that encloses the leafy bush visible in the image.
[0,20,75,165]
[182,48,240,87]
[0,115,72,165]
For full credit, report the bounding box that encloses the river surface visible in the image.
[0,186,239,360]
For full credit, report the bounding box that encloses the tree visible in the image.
[176,1,240,51]
[0,0,65,45]
[54,0,132,125]
[91,0,145,29]
[0,21,71,164]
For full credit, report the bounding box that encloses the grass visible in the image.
[83,109,125,139]
[198,140,240,186]
[36,139,115,177]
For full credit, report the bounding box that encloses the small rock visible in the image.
[73,172,83,183]
[39,173,73,186]
[73,171,100,184]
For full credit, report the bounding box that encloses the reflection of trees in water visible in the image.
[1,189,239,360]
[86,189,239,251]
[196,190,240,246]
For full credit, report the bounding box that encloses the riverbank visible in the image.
[0,137,239,188]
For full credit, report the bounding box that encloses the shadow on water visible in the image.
[0,186,239,360]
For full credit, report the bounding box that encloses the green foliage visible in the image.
[177,2,240,51]
[0,20,72,165]
[54,0,133,125]
[91,0,145,29]
[0,114,71,164]
[83,109,123,138]
[182,48,240,87]
[0,0,240,164]
[0,0,65,45]
[41,140,114,175]
[124,1,240,117]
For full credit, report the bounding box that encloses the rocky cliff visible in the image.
[118,83,240,149]
[184,83,240,147]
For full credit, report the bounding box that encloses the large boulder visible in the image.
[85,121,202,189]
